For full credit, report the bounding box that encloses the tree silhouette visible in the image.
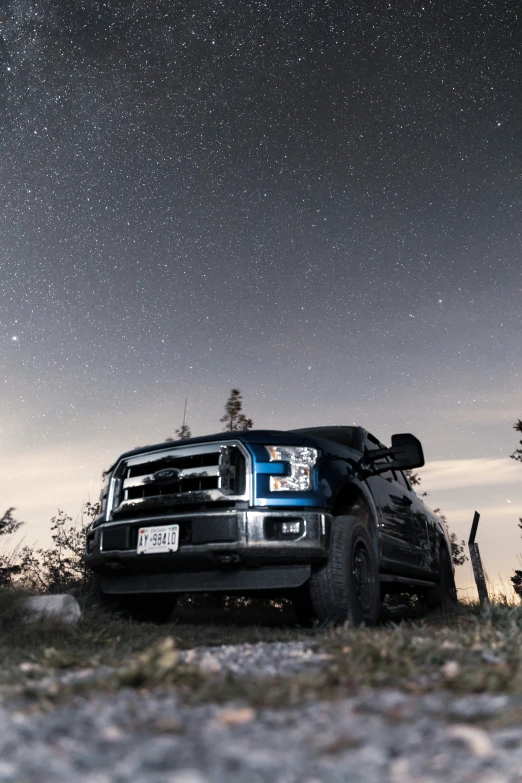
[220,389,253,431]
[510,420,522,597]
[405,470,421,487]
[174,423,192,440]
[15,503,99,594]
[166,398,192,441]
[0,508,24,586]
[511,419,522,463]
[0,508,22,537]
[511,520,522,598]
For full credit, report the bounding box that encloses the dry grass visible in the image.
[4,589,522,709]
[0,590,313,685]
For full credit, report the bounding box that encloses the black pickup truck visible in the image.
[86,426,457,624]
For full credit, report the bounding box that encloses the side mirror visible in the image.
[388,433,425,470]
[365,433,425,474]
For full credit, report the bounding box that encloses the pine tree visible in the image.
[166,398,192,441]
[220,389,253,431]
[174,423,192,440]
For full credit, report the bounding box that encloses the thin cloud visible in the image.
[420,458,520,491]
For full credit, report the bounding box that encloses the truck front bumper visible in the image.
[85,509,330,594]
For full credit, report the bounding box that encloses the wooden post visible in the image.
[468,511,489,606]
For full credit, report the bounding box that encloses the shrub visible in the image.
[14,503,99,595]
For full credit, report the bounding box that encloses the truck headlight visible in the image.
[265,446,318,491]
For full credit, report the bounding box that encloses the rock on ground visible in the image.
[24,594,81,624]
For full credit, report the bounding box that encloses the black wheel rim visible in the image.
[351,540,374,614]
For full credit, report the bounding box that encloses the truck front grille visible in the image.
[109,442,249,520]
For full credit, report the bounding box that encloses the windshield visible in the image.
[288,426,362,451]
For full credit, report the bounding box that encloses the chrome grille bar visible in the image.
[123,465,220,490]
[124,442,222,469]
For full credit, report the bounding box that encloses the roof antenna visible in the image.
[182,398,188,430]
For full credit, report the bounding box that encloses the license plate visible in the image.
[137,524,179,555]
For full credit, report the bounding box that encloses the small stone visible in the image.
[198,653,221,674]
[442,660,460,680]
[472,775,508,783]
[390,757,410,782]
[450,695,508,720]
[358,690,408,713]
[481,650,504,665]
[447,724,495,759]
[218,707,256,724]
[317,731,361,754]
[495,728,522,748]
[101,725,123,741]
[18,662,42,675]
[154,717,184,733]
[411,636,427,646]
[429,753,451,773]
[167,771,208,783]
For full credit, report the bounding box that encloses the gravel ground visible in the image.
[2,640,522,783]
[179,640,331,677]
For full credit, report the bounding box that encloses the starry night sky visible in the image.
[1,1,520,592]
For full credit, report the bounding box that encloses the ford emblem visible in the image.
[151,468,181,484]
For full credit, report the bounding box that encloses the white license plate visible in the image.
[137,524,179,555]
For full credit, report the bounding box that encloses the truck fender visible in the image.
[330,476,381,559]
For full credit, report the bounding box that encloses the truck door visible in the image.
[393,469,431,573]
[363,433,427,574]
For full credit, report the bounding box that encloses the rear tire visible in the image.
[309,515,380,625]
[426,543,458,613]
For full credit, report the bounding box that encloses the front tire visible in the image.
[309,515,380,625]
[291,586,316,627]
[91,577,176,623]
[121,594,177,624]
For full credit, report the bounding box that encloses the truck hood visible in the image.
[107,427,365,474]
[111,429,310,466]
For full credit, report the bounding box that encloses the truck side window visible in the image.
[365,433,394,480]
[365,433,381,450]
